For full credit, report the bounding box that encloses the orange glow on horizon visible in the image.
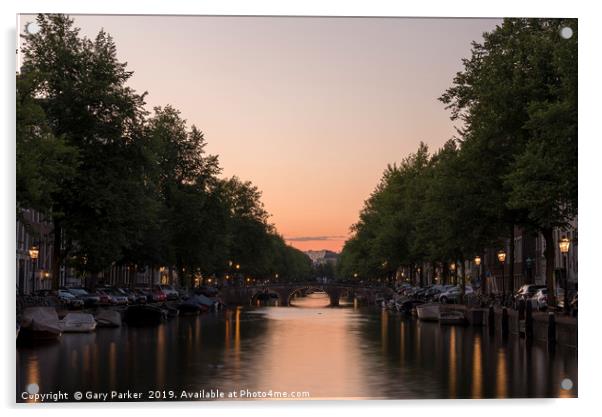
[18,15,500,253]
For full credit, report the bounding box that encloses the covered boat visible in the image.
[178,302,202,315]
[95,309,122,327]
[416,303,440,321]
[189,294,216,308]
[124,305,166,325]
[59,312,97,332]
[19,307,62,341]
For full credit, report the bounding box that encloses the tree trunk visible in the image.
[508,224,515,295]
[419,265,424,287]
[441,262,447,285]
[542,227,557,308]
[89,271,99,291]
[431,261,437,285]
[51,219,62,291]
[460,256,466,304]
[480,251,486,295]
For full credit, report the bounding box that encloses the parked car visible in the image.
[58,290,85,309]
[66,287,101,307]
[430,285,455,301]
[514,284,546,302]
[133,289,148,304]
[104,288,129,305]
[531,288,565,311]
[115,287,137,304]
[137,287,167,303]
[95,289,115,305]
[155,284,179,300]
[438,285,474,304]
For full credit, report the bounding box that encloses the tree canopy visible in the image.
[17,14,312,288]
[338,19,577,299]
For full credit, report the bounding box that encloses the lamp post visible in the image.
[497,249,507,299]
[474,255,482,293]
[559,236,571,315]
[450,262,456,285]
[28,245,39,294]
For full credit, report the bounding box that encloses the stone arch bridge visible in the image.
[220,282,394,307]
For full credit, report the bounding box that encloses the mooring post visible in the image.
[525,300,533,339]
[501,307,509,336]
[548,311,556,344]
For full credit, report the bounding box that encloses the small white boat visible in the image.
[59,312,97,333]
[19,307,62,340]
[439,311,467,325]
[95,309,122,327]
[416,303,440,321]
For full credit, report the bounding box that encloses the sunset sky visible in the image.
[20,15,499,252]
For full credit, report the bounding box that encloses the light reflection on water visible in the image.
[16,292,577,401]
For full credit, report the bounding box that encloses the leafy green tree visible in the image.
[16,70,79,213]
[440,18,577,302]
[20,14,154,287]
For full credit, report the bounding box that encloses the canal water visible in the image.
[16,292,577,401]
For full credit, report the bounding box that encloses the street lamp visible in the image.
[497,249,507,299]
[559,236,571,315]
[474,255,483,296]
[29,245,39,294]
[450,262,456,285]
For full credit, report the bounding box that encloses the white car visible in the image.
[531,288,565,311]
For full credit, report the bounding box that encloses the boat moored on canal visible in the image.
[416,303,440,321]
[59,312,97,333]
[124,305,167,325]
[438,311,467,326]
[95,309,122,327]
[19,307,62,341]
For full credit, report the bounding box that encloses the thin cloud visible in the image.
[286,235,347,242]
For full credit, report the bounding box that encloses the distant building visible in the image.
[305,250,339,266]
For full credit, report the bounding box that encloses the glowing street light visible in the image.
[559,236,571,314]
[497,249,507,298]
[474,255,483,293]
[29,246,39,260]
[29,245,39,294]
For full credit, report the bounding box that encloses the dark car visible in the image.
[137,287,166,303]
[66,287,101,307]
[155,284,179,300]
[103,288,129,305]
[58,289,85,309]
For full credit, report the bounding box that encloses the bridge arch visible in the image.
[219,282,393,308]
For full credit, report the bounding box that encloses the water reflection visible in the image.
[17,293,577,401]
